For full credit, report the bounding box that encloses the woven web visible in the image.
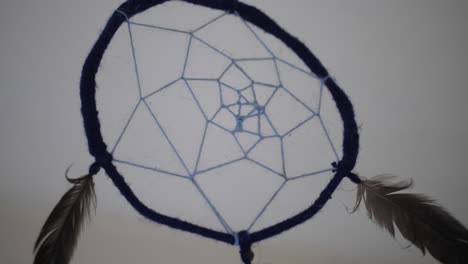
[101,7,341,236]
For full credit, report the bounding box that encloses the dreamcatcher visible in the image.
[33,1,468,264]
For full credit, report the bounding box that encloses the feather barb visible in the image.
[352,175,468,264]
[33,170,96,264]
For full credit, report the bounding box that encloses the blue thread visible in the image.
[236,57,273,62]
[182,36,193,77]
[126,18,143,98]
[238,12,274,57]
[281,86,318,115]
[192,12,228,33]
[276,57,317,77]
[129,21,190,34]
[111,101,140,154]
[143,78,182,99]
[191,178,234,235]
[114,159,189,179]
[315,75,340,160]
[289,168,336,181]
[246,156,283,177]
[233,233,240,246]
[193,122,209,173]
[183,79,210,121]
[115,9,129,20]
[280,137,286,175]
[248,180,286,231]
[321,75,332,84]
[142,100,192,175]
[183,77,218,81]
[262,112,279,135]
[195,157,244,175]
[192,35,233,60]
[282,114,316,138]
[318,115,340,161]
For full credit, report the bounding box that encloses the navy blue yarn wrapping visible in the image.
[80,0,360,253]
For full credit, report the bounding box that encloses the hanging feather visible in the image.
[33,169,96,264]
[351,174,468,264]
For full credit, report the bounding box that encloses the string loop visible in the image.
[331,161,362,184]
[88,162,101,176]
[238,231,254,264]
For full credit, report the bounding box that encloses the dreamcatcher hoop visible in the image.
[34,1,468,264]
[80,0,360,260]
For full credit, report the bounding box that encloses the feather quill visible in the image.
[33,170,96,264]
[352,175,468,264]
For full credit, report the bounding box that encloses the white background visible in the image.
[0,0,467,263]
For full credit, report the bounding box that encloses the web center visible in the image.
[232,96,264,133]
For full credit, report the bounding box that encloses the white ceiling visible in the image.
[1,0,467,263]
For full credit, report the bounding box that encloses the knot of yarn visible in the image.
[347,172,362,184]
[100,152,113,165]
[88,162,101,176]
[237,231,254,264]
[331,160,350,173]
[89,152,113,175]
[331,161,361,184]
[331,161,339,173]
[225,0,239,13]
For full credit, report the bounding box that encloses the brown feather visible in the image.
[352,175,468,264]
[33,171,96,264]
